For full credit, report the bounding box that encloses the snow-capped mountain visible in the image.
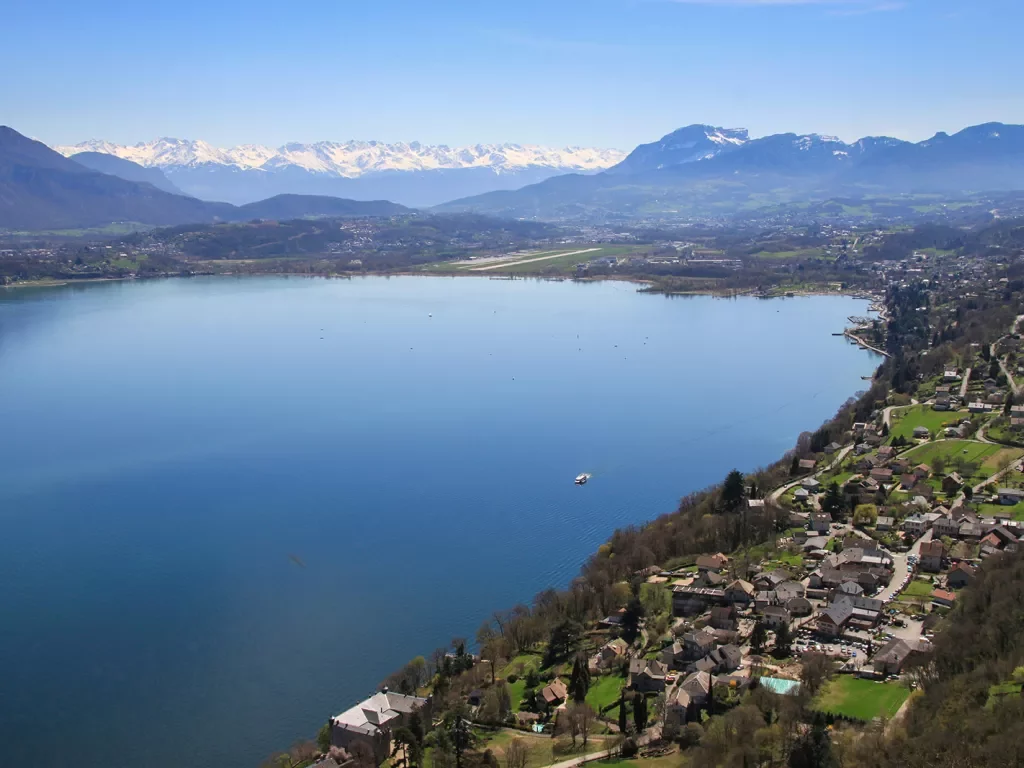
[52,138,625,207]
[55,137,624,176]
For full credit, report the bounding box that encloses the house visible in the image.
[710,605,736,631]
[824,442,842,455]
[900,473,919,491]
[878,445,896,460]
[870,468,894,484]
[942,473,964,495]
[801,477,821,492]
[724,579,756,604]
[912,426,930,440]
[681,670,712,708]
[330,690,432,764]
[998,488,1024,506]
[959,521,984,539]
[903,514,929,536]
[774,580,805,602]
[786,597,813,616]
[696,553,729,573]
[753,570,790,592]
[933,396,951,411]
[539,678,569,707]
[871,638,914,675]
[662,640,687,670]
[969,401,992,414]
[628,659,667,693]
[707,644,743,673]
[591,638,629,671]
[919,540,945,572]
[932,515,960,538]
[815,600,854,636]
[943,370,960,382]
[876,516,894,532]
[931,589,957,607]
[762,605,791,630]
[810,512,832,534]
[947,561,977,589]
[682,629,717,660]
[798,458,817,472]
[890,459,911,475]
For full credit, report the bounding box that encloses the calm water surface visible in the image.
[0,276,878,768]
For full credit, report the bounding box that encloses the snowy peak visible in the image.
[52,138,626,178]
[608,124,750,174]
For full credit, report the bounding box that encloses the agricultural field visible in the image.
[814,677,910,721]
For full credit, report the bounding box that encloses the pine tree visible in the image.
[617,690,629,734]
[632,692,648,732]
[568,653,590,703]
[750,620,767,655]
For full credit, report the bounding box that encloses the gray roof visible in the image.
[333,691,429,737]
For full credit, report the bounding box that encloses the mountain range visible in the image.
[438,122,1024,221]
[52,138,626,208]
[0,127,408,231]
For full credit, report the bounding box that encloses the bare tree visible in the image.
[505,738,530,768]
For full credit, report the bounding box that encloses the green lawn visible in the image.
[902,440,1008,481]
[507,678,527,712]
[975,501,1024,521]
[502,654,542,679]
[814,677,910,721]
[586,674,628,715]
[901,578,934,598]
[889,405,963,441]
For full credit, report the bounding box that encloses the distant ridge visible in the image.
[70,151,186,196]
[436,122,1024,221]
[0,126,410,230]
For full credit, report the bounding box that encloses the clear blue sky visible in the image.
[5,0,1022,150]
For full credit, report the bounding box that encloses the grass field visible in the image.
[586,674,628,715]
[749,249,824,260]
[475,728,609,768]
[901,578,934,598]
[889,405,963,441]
[814,677,910,721]
[902,440,1015,483]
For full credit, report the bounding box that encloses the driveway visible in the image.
[876,531,931,604]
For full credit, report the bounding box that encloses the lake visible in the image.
[0,276,879,768]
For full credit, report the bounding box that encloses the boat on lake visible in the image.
[575,473,590,485]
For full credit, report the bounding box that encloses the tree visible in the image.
[393,727,424,768]
[751,620,768,655]
[774,623,793,657]
[480,683,512,724]
[790,455,801,477]
[317,723,332,753]
[620,597,644,642]
[618,690,629,734]
[633,692,648,733]
[881,422,890,437]
[853,503,879,527]
[799,653,834,697]
[544,619,583,667]
[722,469,746,511]
[788,717,837,768]
[505,738,529,768]
[1005,391,1015,415]
[820,483,843,518]
[568,653,590,703]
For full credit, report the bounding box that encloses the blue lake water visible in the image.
[0,276,878,768]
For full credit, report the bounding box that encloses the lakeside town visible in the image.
[241,221,1024,768]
